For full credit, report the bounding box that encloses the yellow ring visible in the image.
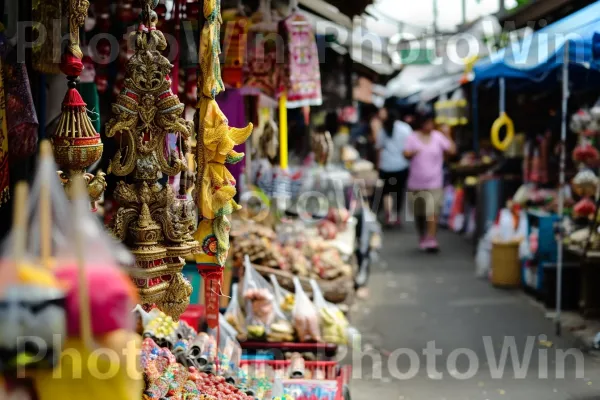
[491,112,514,151]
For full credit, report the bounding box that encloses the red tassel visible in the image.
[62,88,87,108]
[60,52,84,77]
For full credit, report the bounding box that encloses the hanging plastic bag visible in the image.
[206,314,242,376]
[270,274,294,317]
[243,256,294,341]
[310,279,349,345]
[24,168,140,399]
[224,283,247,341]
[292,277,321,343]
[0,141,74,373]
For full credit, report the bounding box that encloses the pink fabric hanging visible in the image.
[277,13,322,108]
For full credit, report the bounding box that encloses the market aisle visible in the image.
[348,228,600,400]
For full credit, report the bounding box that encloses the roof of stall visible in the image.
[473,0,600,84]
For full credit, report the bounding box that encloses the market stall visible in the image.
[472,0,600,333]
[0,0,362,396]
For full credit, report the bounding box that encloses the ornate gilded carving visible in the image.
[194,0,252,269]
[107,0,198,319]
[67,0,90,59]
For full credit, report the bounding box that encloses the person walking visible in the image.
[376,109,411,227]
[403,113,456,251]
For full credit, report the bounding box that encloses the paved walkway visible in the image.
[348,227,600,400]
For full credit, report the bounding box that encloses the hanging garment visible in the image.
[0,57,9,207]
[278,13,323,108]
[221,12,248,89]
[4,50,39,160]
[32,0,62,74]
[244,11,278,97]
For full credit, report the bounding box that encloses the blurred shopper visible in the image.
[351,105,380,165]
[376,108,411,227]
[403,113,456,251]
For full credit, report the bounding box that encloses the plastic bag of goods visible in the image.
[270,274,294,318]
[206,314,242,377]
[0,144,70,373]
[309,279,350,345]
[292,277,321,342]
[243,256,295,341]
[25,173,139,399]
[475,225,496,279]
[224,283,247,341]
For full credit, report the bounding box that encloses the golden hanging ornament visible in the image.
[107,0,198,319]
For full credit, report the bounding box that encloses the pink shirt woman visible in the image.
[403,115,456,252]
[404,130,451,190]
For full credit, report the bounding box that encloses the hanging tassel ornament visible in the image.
[51,0,106,211]
[194,0,252,329]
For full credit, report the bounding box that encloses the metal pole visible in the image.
[462,0,467,24]
[555,42,569,336]
[472,82,479,153]
[499,77,506,114]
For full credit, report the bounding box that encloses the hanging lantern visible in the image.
[51,0,106,211]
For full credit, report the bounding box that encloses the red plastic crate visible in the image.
[239,359,349,399]
[180,304,205,330]
[239,359,338,380]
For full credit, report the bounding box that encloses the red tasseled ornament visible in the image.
[62,88,87,108]
[60,52,84,77]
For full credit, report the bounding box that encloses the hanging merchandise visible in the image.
[31,0,62,74]
[491,78,514,151]
[277,9,323,108]
[244,0,278,97]
[222,7,249,89]
[50,0,105,211]
[436,89,469,127]
[4,49,39,161]
[570,108,599,136]
[195,0,253,330]
[106,0,199,319]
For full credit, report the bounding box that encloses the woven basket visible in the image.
[491,239,521,288]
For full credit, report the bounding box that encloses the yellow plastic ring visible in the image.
[491,112,514,151]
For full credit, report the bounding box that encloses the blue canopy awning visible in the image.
[473,1,600,83]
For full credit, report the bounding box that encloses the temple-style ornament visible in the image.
[51,0,106,210]
[106,0,198,319]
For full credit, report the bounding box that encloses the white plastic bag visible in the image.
[207,314,242,375]
[497,208,516,241]
[243,256,294,341]
[475,226,494,278]
[310,279,349,345]
[224,283,246,340]
[270,274,294,317]
[292,277,320,342]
